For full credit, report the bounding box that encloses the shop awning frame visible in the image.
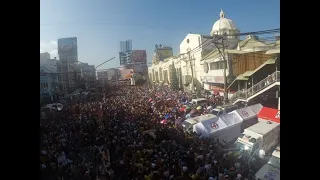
[227,71,254,90]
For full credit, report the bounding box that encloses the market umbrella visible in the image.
[179,108,185,112]
[196,106,202,110]
[185,106,191,110]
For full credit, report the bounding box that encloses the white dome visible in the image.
[210,10,239,36]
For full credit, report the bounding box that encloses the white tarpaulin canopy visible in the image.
[220,112,243,126]
[193,117,228,137]
[248,103,263,114]
[234,107,257,121]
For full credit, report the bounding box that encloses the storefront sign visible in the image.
[201,76,224,84]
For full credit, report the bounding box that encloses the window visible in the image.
[209,61,225,70]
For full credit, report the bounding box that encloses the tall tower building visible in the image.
[58,37,78,91]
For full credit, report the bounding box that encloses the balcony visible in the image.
[231,71,280,104]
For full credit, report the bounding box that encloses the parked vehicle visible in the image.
[181,114,217,132]
[235,120,280,157]
[255,147,280,180]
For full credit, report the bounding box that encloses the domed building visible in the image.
[210,10,240,39]
[148,9,278,102]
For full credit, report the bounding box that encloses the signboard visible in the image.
[131,50,147,63]
[155,48,173,61]
[58,37,77,55]
[201,76,224,84]
[208,85,236,94]
[120,69,134,80]
[58,37,78,63]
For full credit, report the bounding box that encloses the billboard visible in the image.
[119,69,134,80]
[133,64,148,73]
[131,50,147,64]
[58,37,78,62]
[155,47,173,61]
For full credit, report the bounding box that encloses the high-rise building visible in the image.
[58,37,78,92]
[120,40,132,53]
[119,40,133,65]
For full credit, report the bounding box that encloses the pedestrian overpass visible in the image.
[230,71,280,104]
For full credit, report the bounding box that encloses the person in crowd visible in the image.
[40,84,250,180]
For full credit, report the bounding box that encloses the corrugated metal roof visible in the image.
[239,38,267,49]
[266,48,280,54]
[235,74,249,81]
[202,50,220,60]
[242,71,254,77]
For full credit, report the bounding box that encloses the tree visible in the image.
[170,62,179,91]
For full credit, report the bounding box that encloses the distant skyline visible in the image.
[40,0,280,69]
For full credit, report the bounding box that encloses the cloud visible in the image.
[40,40,58,58]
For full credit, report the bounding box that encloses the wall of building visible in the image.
[40,67,58,102]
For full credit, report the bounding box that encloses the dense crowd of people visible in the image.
[40,84,248,180]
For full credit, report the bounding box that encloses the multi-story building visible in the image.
[58,37,78,92]
[40,53,59,103]
[97,68,120,83]
[97,70,108,84]
[76,63,96,88]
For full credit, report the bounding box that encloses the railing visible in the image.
[230,71,280,103]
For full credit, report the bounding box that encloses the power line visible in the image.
[41,21,191,32]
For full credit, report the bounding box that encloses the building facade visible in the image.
[148,10,279,100]
[58,37,78,92]
[76,63,96,88]
[97,70,108,84]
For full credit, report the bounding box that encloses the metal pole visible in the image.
[222,38,227,104]
[252,77,254,95]
[213,35,228,104]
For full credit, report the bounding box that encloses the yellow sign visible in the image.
[157,49,173,61]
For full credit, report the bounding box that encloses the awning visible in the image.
[227,71,254,89]
[266,48,280,54]
[258,107,280,123]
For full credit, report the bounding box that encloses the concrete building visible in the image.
[40,53,59,103]
[97,68,120,83]
[97,70,108,84]
[76,63,96,88]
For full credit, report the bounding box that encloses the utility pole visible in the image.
[188,51,195,92]
[213,34,228,104]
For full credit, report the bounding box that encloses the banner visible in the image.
[120,69,134,80]
[131,50,147,63]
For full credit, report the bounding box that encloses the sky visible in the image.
[40,0,280,69]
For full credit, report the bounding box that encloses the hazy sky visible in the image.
[40,0,280,69]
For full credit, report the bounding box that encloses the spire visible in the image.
[220,9,225,19]
[237,43,241,50]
